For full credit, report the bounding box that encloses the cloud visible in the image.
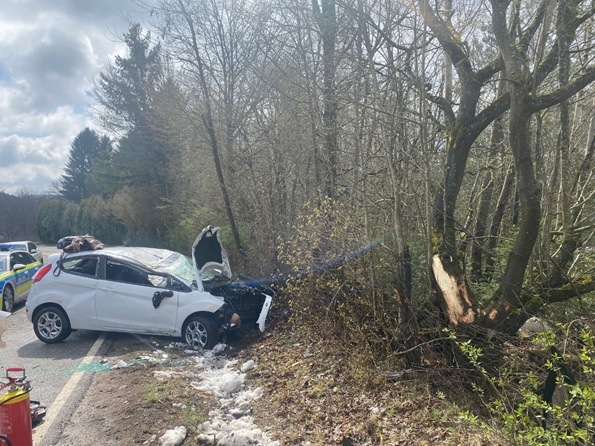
[0,0,150,195]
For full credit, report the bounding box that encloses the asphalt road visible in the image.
[1,244,109,445]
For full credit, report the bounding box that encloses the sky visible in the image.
[0,0,153,196]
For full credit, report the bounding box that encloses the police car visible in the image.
[0,240,44,264]
[0,248,42,312]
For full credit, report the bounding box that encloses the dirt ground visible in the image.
[43,314,499,446]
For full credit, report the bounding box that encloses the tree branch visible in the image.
[530,65,595,112]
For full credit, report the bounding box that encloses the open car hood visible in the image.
[192,226,231,291]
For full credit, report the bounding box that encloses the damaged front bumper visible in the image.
[216,287,274,334]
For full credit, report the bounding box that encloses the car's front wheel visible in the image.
[33,306,72,343]
[1,286,15,313]
[183,315,218,350]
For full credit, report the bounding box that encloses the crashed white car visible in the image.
[25,226,273,349]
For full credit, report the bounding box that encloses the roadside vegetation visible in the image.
[3,1,595,444]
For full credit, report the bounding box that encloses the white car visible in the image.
[26,226,273,349]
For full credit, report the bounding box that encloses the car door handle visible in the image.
[100,286,117,293]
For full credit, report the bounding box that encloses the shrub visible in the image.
[451,322,595,445]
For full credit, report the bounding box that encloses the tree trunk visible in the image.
[484,164,514,280]
[421,0,595,331]
[313,0,338,199]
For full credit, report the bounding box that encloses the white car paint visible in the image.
[26,249,226,336]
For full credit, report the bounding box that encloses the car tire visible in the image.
[183,315,218,350]
[33,306,72,344]
[1,286,15,313]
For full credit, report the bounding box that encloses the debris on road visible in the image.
[151,343,278,445]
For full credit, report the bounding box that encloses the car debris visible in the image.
[30,400,46,425]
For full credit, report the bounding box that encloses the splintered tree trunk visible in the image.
[418,0,595,332]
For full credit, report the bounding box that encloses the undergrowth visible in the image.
[450,322,595,445]
[275,199,595,445]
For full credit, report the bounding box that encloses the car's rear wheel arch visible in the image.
[181,312,219,350]
[32,302,66,323]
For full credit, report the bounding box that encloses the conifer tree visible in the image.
[59,128,112,202]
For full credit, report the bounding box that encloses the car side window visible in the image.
[61,257,99,278]
[11,252,33,266]
[19,252,36,264]
[106,260,152,286]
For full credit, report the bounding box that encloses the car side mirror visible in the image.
[152,290,174,309]
[12,263,26,272]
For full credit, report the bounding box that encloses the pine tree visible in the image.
[59,128,112,202]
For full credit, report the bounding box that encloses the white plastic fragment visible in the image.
[234,387,263,407]
[113,360,128,369]
[191,370,244,397]
[240,360,255,372]
[211,343,227,354]
[158,426,186,446]
[143,434,157,444]
[197,418,278,446]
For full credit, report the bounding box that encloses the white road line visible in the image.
[32,333,107,443]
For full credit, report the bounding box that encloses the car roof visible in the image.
[56,247,195,280]
[58,247,180,267]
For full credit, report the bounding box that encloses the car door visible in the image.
[95,258,179,334]
[55,255,101,328]
[11,251,40,301]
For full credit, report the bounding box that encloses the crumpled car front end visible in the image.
[191,226,274,333]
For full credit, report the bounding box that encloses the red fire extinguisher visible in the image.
[0,367,32,446]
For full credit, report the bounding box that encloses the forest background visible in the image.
[2,1,595,443]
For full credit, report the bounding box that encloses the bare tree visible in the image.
[420,0,595,332]
[152,0,274,261]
